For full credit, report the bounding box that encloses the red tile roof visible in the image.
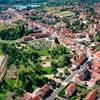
[92,61,100,69]
[73,54,87,66]
[65,83,76,97]
[61,38,73,45]
[22,93,40,100]
[94,51,100,58]
[41,84,50,93]
[61,28,74,37]
[85,90,97,100]
[96,24,100,32]
[35,84,50,97]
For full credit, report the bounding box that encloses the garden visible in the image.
[58,83,92,100]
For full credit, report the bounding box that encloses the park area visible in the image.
[0,42,71,100]
[54,11,75,17]
[44,6,75,17]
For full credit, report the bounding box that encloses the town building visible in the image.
[22,93,40,100]
[65,83,76,98]
[85,89,97,100]
[72,53,87,69]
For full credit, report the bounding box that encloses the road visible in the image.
[46,70,79,100]
[0,55,8,79]
[0,39,17,44]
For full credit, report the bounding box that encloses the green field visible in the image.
[54,11,75,17]
[6,79,16,87]
[44,6,75,17]
[44,6,61,14]
[42,67,53,74]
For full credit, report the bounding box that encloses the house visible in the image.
[72,53,87,69]
[77,66,90,81]
[89,70,100,82]
[23,36,33,41]
[22,93,40,100]
[96,24,100,32]
[85,89,97,100]
[35,84,51,98]
[65,83,76,98]
[94,51,100,60]
[34,33,50,39]
[91,61,100,70]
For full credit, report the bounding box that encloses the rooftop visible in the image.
[85,89,97,100]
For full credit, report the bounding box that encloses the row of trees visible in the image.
[0,20,33,40]
[95,32,100,42]
[0,21,25,40]
[46,0,100,7]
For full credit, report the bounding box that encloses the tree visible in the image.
[95,32,100,42]
[33,63,43,75]
[51,61,59,68]
[50,44,70,58]
[96,80,100,85]
[52,66,57,74]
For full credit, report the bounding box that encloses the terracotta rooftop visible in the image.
[35,84,50,97]
[96,24,100,32]
[65,83,76,97]
[85,89,97,100]
[94,51,100,58]
[22,93,40,100]
[92,61,100,69]
[61,38,73,45]
[41,84,50,93]
[73,54,87,66]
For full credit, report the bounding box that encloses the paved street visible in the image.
[0,55,8,79]
[0,39,16,44]
[46,70,79,100]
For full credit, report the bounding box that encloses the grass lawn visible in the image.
[0,95,3,100]
[44,7,75,17]
[37,49,50,56]
[42,67,53,74]
[0,47,3,55]
[6,79,16,87]
[54,11,75,17]
[44,6,61,14]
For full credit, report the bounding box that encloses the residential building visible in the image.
[77,66,90,81]
[72,53,87,69]
[85,89,97,100]
[35,84,51,98]
[65,83,76,98]
[93,51,100,60]
[22,93,40,100]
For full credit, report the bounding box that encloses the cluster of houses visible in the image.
[22,84,52,100]
[64,82,98,100]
